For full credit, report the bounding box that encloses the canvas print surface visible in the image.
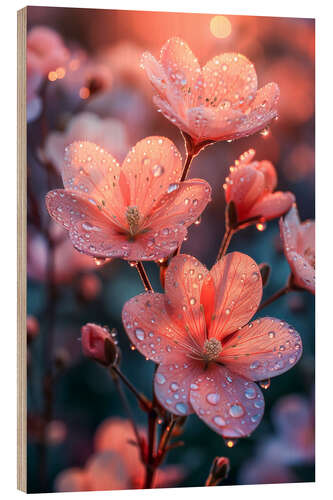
[25,6,315,493]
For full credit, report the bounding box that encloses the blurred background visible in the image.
[26,6,315,493]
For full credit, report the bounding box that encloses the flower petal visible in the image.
[255,160,277,192]
[160,37,201,108]
[298,220,315,256]
[121,136,182,217]
[221,317,303,381]
[209,252,262,340]
[225,165,264,220]
[154,354,202,416]
[202,53,257,109]
[287,251,315,294]
[147,178,211,229]
[62,141,127,227]
[190,364,265,438]
[279,204,300,252]
[247,191,295,221]
[122,292,185,363]
[164,254,209,345]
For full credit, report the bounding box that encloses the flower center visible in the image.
[126,206,141,237]
[304,247,315,269]
[203,338,222,361]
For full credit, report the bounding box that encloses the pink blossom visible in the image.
[279,204,315,294]
[45,112,129,172]
[224,149,295,224]
[46,137,211,261]
[27,26,70,75]
[142,37,279,146]
[122,252,302,438]
[81,323,113,365]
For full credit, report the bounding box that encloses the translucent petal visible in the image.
[247,191,295,221]
[221,317,303,381]
[190,364,265,438]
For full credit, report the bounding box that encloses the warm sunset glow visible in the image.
[48,71,57,82]
[210,16,232,39]
[55,67,66,79]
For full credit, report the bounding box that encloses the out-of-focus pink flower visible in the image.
[27,60,43,122]
[46,420,67,445]
[78,273,102,301]
[122,252,302,438]
[46,137,211,261]
[258,393,315,465]
[279,205,315,294]
[27,225,96,284]
[95,417,184,489]
[45,112,129,172]
[224,149,295,225]
[81,323,114,365]
[55,417,184,492]
[27,315,39,341]
[27,26,70,75]
[238,458,297,485]
[142,37,279,147]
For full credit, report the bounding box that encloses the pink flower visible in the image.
[46,137,211,261]
[81,323,115,365]
[55,418,184,491]
[27,26,70,75]
[279,204,315,294]
[45,112,129,173]
[122,252,302,438]
[224,149,295,225]
[142,37,279,147]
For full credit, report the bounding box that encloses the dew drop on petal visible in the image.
[206,393,220,405]
[175,402,188,414]
[229,403,244,418]
[244,387,256,400]
[152,164,164,177]
[167,183,179,193]
[135,328,145,341]
[156,373,166,385]
[171,382,180,392]
[213,415,226,427]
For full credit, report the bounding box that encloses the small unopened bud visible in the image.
[225,200,238,230]
[206,456,230,486]
[259,263,271,287]
[27,315,39,342]
[81,323,120,366]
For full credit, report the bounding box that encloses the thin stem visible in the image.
[110,365,151,412]
[156,417,178,461]
[111,371,144,461]
[217,228,234,261]
[133,261,154,292]
[180,151,195,182]
[257,284,290,311]
[144,408,158,489]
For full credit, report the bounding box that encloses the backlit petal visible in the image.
[164,254,209,345]
[121,136,182,217]
[255,160,277,192]
[221,317,302,381]
[226,166,264,220]
[154,354,202,416]
[247,191,295,221]
[209,252,262,340]
[279,204,300,252]
[190,364,265,438]
[122,292,185,363]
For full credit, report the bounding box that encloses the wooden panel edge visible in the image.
[17,6,27,493]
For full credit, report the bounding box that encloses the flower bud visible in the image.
[81,323,119,366]
[206,456,230,486]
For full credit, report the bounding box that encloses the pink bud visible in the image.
[27,315,39,342]
[206,456,230,486]
[81,323,118,366]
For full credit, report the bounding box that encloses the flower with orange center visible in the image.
[279,205,315,294]
[122,252,302,438]
[46,137,211,261]
[141,37,280,148]
[224,149,295,226]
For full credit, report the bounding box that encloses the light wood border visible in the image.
[17,6,27,493]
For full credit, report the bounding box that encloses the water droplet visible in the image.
[254,399,264,409]
[190,383,199,390]
[229,403,244,418]
[206,393,220,405]
[175,403,187,414]
[244,387,256,400]
[167,183,179,193]
[152,164,164,177]
[171,382,180,391]
[259,379,270,390]
[268,331,275,339]
[135,328,145,341]
[156,373,166,385]
[250,361,260,370]
[251,413,261,423]
[225,438,237,448]
[190,297,196,305]
[213,415,226,427]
